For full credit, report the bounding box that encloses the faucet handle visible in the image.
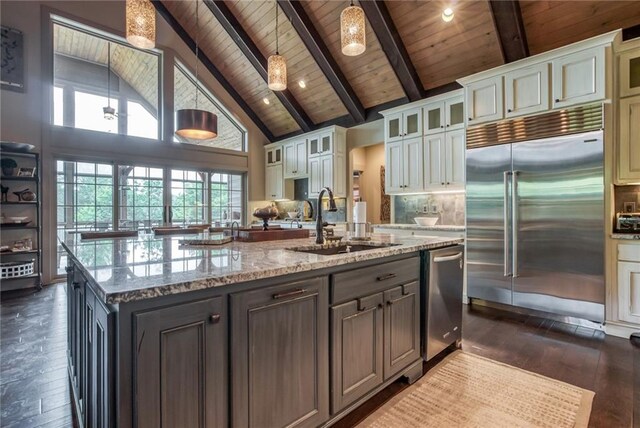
[322,222,336,227]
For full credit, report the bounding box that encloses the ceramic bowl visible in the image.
[414,216,438,226]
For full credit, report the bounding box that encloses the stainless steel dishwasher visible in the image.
[422,244,464,361]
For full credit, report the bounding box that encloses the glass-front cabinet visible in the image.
[385,109,421,142]
[308,132,333,157]
[266,146,282,165]
[620,47,640,98]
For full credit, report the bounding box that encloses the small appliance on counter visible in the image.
[615,212,640,233]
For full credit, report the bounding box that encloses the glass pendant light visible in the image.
[126,0,156,49]
[103,42,117,121]
[175,0,218,141]
[267,1,287,91]
[341,1,366,56]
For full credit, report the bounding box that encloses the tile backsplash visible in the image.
[394,194,465,225]
[614,185,640,213]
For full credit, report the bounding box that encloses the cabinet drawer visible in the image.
[619,243,640,262]
[332,257,420,304]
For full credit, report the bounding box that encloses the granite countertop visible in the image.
[372,224,466,232]
[61,233,462,304]
[611,233,640,240]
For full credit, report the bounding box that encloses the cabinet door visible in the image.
[466,76,503,124]
[444,129,466,189]
[66,266,77,381]
[618,96,640,183]
[424,134,444,190]
[135,297,226,428]
[266,165,283,200]
[231,278,329,428]
[552,47,604,109]
[620,49,640,97]
[403,107,422,139]
[504,63,549,118]
[308,134,321,157]
[331,293,384,413]
[320,154,333,192]
[445,96,465,131]
[295,139,308,175]
[618,261,640,325]
[403,137,424,193]
[266,146,282,165]
[385,113,403,142]
[383,282,421,380]
[320,131,333,154]
[283,142,297,178]
[84,284,95,428]
[423,101,445,135]
[93,296,113,428]
[309,157,321,196]
[385,141,404,193]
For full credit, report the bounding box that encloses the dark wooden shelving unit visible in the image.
[1,148,42,291]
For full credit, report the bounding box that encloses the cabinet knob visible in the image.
[555,99,560,103]
[507,109,512,113]
[468,118,472,121]
[446,182,450,185]
[378,303,383,309]
[441,125,444,128]
[446,124,450,127]
[209,314,221,324]
[441,182,445,185]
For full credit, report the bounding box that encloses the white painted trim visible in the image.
[458,30,621,85]
[604,320,639,339]
[380,89,464,116]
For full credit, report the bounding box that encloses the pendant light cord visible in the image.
[195,0,200,109]
[107,42,111,108]
[275,0,279,55]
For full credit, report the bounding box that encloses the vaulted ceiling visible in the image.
[156,0,640,142]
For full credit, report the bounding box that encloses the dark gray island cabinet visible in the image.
[64,244,439,428]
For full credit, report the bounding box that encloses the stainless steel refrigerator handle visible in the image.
[433,252,463,263]
[512,171,519,278]
[503,171,512,277]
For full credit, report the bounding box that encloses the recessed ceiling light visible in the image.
[263,97,270,105]
[442,7,454,22]
[298,80,306,89]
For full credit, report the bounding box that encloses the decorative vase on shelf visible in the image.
[1,158,17,177]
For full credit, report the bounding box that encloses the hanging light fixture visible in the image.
[103,42,117,121]
[341,1,366,56]
[267,1,287,91]
[126,0,156,49]
[175,0,218,141]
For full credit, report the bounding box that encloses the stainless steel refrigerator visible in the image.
[466,129,605,322]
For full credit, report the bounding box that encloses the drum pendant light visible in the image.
[175,0,218,141]
[341,1,366,56]
[267,1,287,91]
[126,0,156,49]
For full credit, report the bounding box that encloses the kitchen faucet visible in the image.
[315,187,337,244]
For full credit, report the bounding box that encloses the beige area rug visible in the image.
[359,351,594,428]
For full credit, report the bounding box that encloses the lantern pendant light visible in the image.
[267,1,287,91]
[126,0,156,49]
[103,42,117,121]
[341,0,366,56]
[175,0,218,141]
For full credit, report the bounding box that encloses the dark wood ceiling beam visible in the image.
[360,0,425,102]
[488,0,529,63]
[151,1,275,141]
[277,0,366,123]
[204,0,313,133]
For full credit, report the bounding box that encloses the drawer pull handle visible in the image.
[376,273,397,281]
[209,314,221,324]
[273,288,306,300]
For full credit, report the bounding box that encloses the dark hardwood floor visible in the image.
[1,284,637,427]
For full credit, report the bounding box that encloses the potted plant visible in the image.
[1,158,18,176]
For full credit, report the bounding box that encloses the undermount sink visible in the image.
[288,242,400,256]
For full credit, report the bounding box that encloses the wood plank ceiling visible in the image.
[158,0,640,142]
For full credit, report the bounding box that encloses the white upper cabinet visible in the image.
[306,127,346,198]
[309,131,334,158]
[552,47,604,109]
[403,137,424,192]
[265,164,283,200]
[619,43,640,98]
[384,108,422,141]
[423,102,445,135]
[308,134,321,157]
[385,141,404,193]
[265,146,282,165]
[445,96,465,131]
[617,95,640,183]
[504,63,549,118]
[466,76,503,124]
[283,139,307,178]
[444,129,466,190]
[423,134,444,190]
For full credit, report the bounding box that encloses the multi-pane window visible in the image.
[118,166,164,230]
[53,22,160,139]
[171,169,207,226]
[211,173,244,225]
[174,62,245,151]
[56,160,114,274]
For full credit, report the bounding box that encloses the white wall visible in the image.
[0,0,268,283]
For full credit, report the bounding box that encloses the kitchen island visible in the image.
[61,233,462,428]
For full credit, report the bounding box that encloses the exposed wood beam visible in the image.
[623,23,640,41]
[204,0,313,133]
[277,0,366,123]
[360,0,425,102]
[151,1,275,141]
[488,0,529,63]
